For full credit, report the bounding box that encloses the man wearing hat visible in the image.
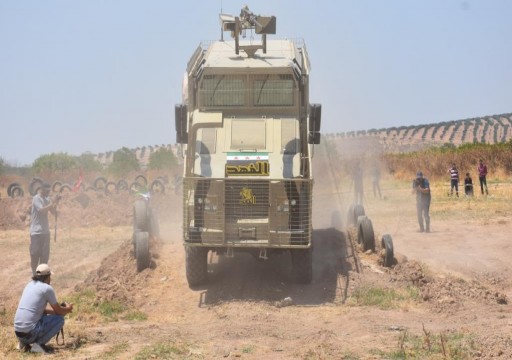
[29,183,60,275]
[412,171,431,232]
[14,264,73,353]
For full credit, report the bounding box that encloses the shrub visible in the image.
[148,147,178,170]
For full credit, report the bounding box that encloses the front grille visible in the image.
[182,177,312,246]
[225,180,269,220]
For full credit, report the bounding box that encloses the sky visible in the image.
[1,1,511,166]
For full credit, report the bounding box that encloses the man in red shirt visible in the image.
[477,159,489,195]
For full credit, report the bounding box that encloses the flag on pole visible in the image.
[72,170,84,192]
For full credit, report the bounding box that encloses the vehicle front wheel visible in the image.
[185,246,208,286]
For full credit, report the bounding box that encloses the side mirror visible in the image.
[308,103,321,144]
[174,104,188,144]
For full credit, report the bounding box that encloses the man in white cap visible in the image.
[14,264,73,353]
[30,183,60,275]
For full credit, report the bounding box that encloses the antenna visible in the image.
[220,0,224,41]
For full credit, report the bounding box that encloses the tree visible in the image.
[108,147,139,176]
[148,147,178,170]
[75,153,103,172]
[32,152,76,175]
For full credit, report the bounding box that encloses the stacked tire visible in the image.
[133,200,151,272]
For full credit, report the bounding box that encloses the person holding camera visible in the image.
[30,183,60,275]
[14,264,73,353]
[412,171,431,233]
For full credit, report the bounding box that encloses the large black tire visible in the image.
[29,178,45,196]
[59,184,72,194]
[93,176,108,190]
[291,247,313,284]
[185,246,208,286]
[52,181,62,193]
[105,181,118,195]
[353,204,365,225]
[347,204,365,227]
[157,175,169,185]
[135,231,150,272]
[357,215,375,252]
[381,234,394,267]
[117,179,129,191]
[129,182,144,194]
[133,200,148,232]
[7,183,21,197]
[10,185,24,198]
[135,174,148,187]
[150,179,165,195]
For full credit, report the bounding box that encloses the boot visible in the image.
[425,219,430,233]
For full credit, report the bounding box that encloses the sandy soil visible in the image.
[1,168,511,359]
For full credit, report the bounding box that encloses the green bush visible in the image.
[148,147,178,170]
[32,152,77,175]
[108,147,140,177]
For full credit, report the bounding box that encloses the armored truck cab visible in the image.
[175,7,321,286]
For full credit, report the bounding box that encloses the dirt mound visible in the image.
[75,239,154,306]
[391,260,508,311]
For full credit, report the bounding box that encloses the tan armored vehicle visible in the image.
[175,6,321,286]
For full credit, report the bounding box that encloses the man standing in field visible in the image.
[371,161,382,199]
[478,159,489,195]
[30,183,59,275]
[352,162,364,204]
[464,172,474,197]
[14,263,73,353]
[448,163,459,197]
[413,171,431,233]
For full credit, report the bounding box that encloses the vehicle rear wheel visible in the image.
[381,234,394,267]
[133,200,148,232]
[185,246,208,286]
[357,215,375,252]
[135,231,150,272]
[291,247,313,284]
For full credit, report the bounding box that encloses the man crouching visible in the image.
[14,264,73,353]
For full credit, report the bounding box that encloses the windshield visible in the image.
[199,74,295,108]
